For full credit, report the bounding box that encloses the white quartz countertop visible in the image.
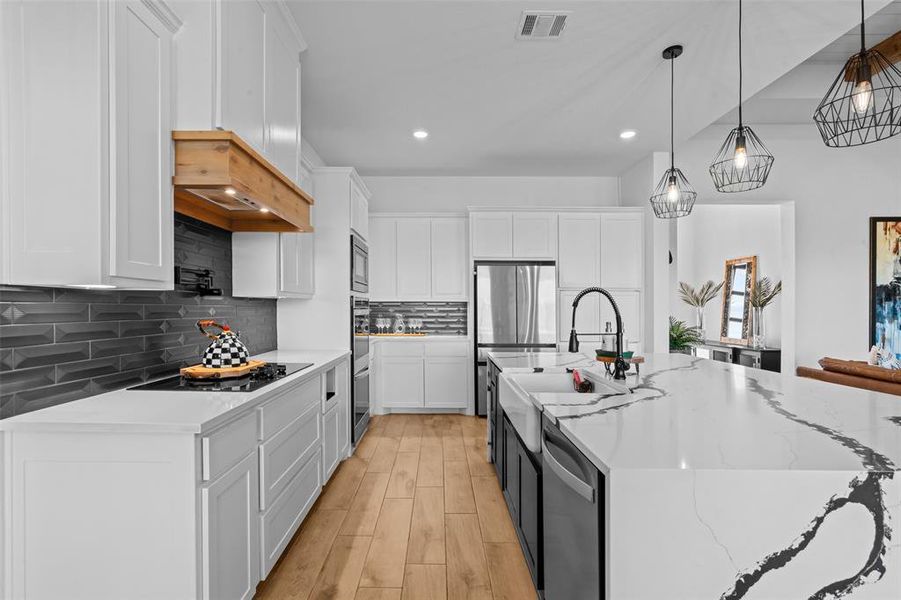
[370,335,469,342]
[486,351,596,372]
[0,349,349,434]
[522,353,901,474]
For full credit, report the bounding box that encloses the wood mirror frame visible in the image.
[720,256,758,345]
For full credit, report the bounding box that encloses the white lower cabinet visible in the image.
[260,449,322,577]
[558,289,641,351]
[424,356,469,408]
[202,452,261,600]
[375,340,470,411]
[322,405,341,478]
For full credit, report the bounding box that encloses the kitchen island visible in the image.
[506,353,901,599]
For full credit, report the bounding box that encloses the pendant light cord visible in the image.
[670,55,675,171]
[738,0,743,128]
[860,0,866,53]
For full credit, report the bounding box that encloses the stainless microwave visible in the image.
[351,233,368,293]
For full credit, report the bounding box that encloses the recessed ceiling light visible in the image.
[259,208,270,213]
[413,129,429,140]
[225,187,237,196]
[619,130,637,140]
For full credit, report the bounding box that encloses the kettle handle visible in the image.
[196,319,231,340]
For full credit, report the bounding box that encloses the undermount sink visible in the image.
[499,371,630,453]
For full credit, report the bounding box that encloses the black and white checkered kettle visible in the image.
[196,319,250,368]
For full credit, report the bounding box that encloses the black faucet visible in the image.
[568,287,628,380]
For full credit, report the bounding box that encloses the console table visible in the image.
[693,340,781,373]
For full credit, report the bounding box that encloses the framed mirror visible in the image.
[720,256,757,345]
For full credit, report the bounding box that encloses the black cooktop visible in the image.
[128,362,313,393]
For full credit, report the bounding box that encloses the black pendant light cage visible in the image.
[709,125,774,192]
[709,0,774,192]
[651,44,697,219]
[813,0,901,147]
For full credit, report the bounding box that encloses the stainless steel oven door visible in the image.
[352,367,370,444]
[353,298,370,373]
[351,234,369,293]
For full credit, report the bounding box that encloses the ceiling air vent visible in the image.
[516,11,569,40]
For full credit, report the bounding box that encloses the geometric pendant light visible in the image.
[650,45,697,219]
[813,0,901,147]
[709,0,774,192]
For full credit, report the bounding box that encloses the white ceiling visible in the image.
[289,0,893,176]
[715,0,901,126]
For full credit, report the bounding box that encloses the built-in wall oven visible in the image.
[351,296,370,444]
[351,234,368,294]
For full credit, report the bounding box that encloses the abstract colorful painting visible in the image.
[870,218,901,358]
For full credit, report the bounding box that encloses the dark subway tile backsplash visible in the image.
[0,214,277,419]
[370,301,468,336]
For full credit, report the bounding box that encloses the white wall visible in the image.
[363,176,619,213]
[670,123,901,369]
[675,205,784,347]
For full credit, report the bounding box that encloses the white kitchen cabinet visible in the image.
[351,181,370,240]
[232,232,314,299]
[471,212,514,258]
[431,218,468,300]
[0,0,178,289]
[219,0,266,153]
[558,290,600,344]
[396,219,432,299]
[424,357,469,408]
[601,290,642,349]
[172,0,305,183]
[369,215,467,301]
[264,14,302,183]
[378,357,426,408]
[601,213,643,289]
[513,213,557,259]
[369,218,397,299]
[202,452,260,600]
[322,406,341,479]
[374,340,470,411]
[557,214,601,289]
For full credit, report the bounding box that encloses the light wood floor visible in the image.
[255,414,537,600]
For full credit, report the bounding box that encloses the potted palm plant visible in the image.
[678,280,724,341]
[669,317,703,354]
[750,277,782,349]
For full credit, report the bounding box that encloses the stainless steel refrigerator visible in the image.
[473,261,557,416]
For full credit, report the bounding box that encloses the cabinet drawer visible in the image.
[260,449,322,577]
[258,375,321,441]
[202,411,257,482]
[425,340,469,357]
[259,401,321,510]
[379,342,425,357]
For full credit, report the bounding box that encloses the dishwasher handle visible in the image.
[542,434,596,503]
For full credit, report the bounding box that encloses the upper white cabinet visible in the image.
[557,214,601,289]
[470,211,556,260]
[220,0,266,153]
[264,13,302,183]
[601,213,643,289]
[351,183,369,240]
[232,232,314,299]
[396,219,432,299]
[172,0,306,185]
[430,218,468,299]
[369,218,398,299]
[0,0,178,289]
[513,213,557,259]
[470,212,513,258]
[369,215,467,301]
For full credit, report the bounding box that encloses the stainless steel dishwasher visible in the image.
[542,415,604,600]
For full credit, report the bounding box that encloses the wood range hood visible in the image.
[172,131,314,232]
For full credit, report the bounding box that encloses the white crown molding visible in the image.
[142,0,183,34]
[370,212,468,219]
